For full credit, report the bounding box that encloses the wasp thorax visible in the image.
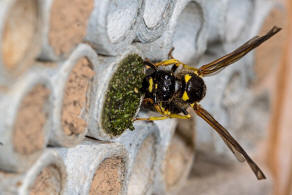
[142,70,176,102]
[181,73,206,103]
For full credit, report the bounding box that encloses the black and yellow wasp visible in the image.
[136,26,281,180]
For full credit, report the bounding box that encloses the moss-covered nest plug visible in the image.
[101,54,144,136]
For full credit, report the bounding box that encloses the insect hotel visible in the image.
[0,0,290,194]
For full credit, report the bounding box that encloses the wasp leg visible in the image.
[143,97,158,107]
[134,116,170,121]
[134,103,191,121]
[134,112,191,121]
[171,64,178,73]
[154,59,199,73]
[143,98,154,104]
[155,104,191,120]
[144,60,158,71]
[168,47,175,59]
[167,113,191,119]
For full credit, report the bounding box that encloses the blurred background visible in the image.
[179,0,292,194]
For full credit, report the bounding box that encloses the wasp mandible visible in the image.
[136,26,281,180]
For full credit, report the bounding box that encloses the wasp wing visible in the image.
[220,135,245,162]
[198,26,281,77]
[192,103,266,180]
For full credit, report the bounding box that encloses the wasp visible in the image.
[135,26,281,180]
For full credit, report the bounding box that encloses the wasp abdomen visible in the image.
[181,73,206,103]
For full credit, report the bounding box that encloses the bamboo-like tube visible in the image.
[135,0,208,63]
[0,69,52,172]
[57,139,129,195]
[0,150,67,194]
[151,116,196,195]
[0,0,42,85]
[135,0,175,43]
[38,0,95,61]
[116,120,160,195]
[49,44,98,147]
[84,0,142,56]
[87,46,144,140]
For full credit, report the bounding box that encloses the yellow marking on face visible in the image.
[184,74,192,83]
[148,78,153,92]
[182,91,189,101]
[155,84,158,89]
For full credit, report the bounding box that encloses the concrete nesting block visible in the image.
[49,44,98,147]
[0,69,53,172]
[38,0,95,61]
[152,117,196,195]
[0,149,67,194]
[0,0,42,86]
[56,139,129,195]
[223,0,272,44]
[135,0,208,64]
[135,0,175,43]
[115,120,160,195]
[84,0,142,56]
[201,0,229,44]
[223,0,255,43]
[87,46,144,141]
